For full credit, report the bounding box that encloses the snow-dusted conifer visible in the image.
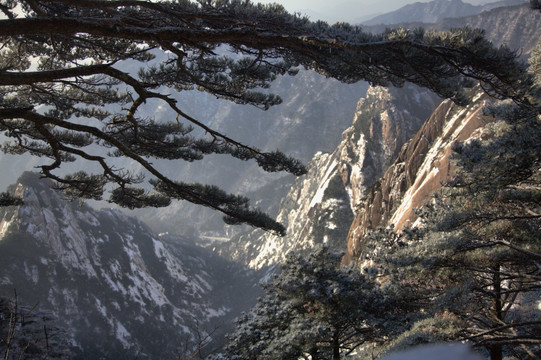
[223,247,396,359]
[365,36,541,360]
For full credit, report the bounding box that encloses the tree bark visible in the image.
[489,264,503,360]
[333,331,340,360]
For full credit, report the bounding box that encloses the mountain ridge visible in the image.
[0,172,262,358]
[362,0,527,25]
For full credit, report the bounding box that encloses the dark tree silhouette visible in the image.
[0,0,529,234]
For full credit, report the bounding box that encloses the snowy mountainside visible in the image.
[0,172,262,359]
[364,3,540,56]
[362,0,526,25]
[217,84,440,269]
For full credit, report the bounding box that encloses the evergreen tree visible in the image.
[0,295,72,359]
[366,36,541,360]
[222,247,396,360]
[0,0,530,233]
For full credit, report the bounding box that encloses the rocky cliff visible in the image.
[343,4,541,263]
[343,91,490,263]
[0,173,261,359]
[218,84,440,269]
[219,2,541,268]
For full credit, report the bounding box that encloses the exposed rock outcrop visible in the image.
[218,84,439,269]
[339,85,440,212]
[343,92,491,263]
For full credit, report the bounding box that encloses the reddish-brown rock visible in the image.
[344,94,491,264]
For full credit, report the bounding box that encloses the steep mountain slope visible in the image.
[218,84,440,268]
[0,173,261,359]
[365,3,540,55]
[344,91,490,263]
[362,0,526,25]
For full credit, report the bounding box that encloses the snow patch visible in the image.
[95,298,107,318]
[326,223,337,230]
[0,218,12,238]
[382,343,482,360]
[205,306,229,319]
[309,159,339,209]
[115,321,132,348]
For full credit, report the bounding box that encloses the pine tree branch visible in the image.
[492,240,541,261]
[0,63,113,85]
[0,107,285,234]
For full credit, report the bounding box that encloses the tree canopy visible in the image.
[0,0,530,234]
[360,34,541,360]
[221,247,395,360]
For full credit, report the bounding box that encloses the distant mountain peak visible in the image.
[362,0,527,25]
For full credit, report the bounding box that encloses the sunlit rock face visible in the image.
[219,84,439,269]
[343,91,491,264]
[339,84,440,214]
[0,172,260,359]
[341,1,541,265]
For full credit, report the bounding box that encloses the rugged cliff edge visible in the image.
[223,2,541,268]
[343,91,491,263]
[218,84,440,269]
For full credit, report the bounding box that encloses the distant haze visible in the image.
[255,0,494,23]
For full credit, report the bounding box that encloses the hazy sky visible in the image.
[255,0,491,23]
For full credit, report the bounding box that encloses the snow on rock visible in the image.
[0,172,262,359]
[344,90,490,263]
[219,84,439,270]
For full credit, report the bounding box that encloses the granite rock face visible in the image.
[339,85,440,213]
[218,84,439,269]
[343,92,491,263]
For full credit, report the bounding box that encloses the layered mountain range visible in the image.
[365,2,540,55]
[362,0,527,25]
